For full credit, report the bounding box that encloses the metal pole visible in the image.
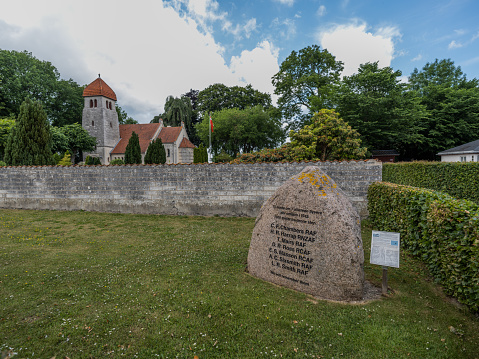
[209,112,212,162]
[382,266,388,295]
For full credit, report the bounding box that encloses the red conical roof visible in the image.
[83,76,117,101]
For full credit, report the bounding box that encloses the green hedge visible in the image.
[368,182,479,313]
[383,162,479,204]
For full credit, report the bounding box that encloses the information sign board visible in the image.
[370,231,400,268]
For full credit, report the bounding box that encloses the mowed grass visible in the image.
[0,209,478,359]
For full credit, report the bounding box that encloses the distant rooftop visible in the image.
[437,139,479,155]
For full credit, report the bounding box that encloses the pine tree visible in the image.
[144,138,166,164]
[5,98,54,166]
[124,131,142,164]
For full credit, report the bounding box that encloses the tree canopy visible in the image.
[58,123,97,164]
[0,50,84,126]
[272,45,343,130]
[0,117,15,161]
[197,83,272,116]
[196,106,284,157]
[335,62,427,158]
[408,59,479,159]
[4,98,55,166]
[288,109,367,161]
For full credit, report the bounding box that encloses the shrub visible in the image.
[57,151,72,166]
[194,144,208,163]
[368,182,479,313]
[110,159,124,165]
[0,161,6,167]
[214,151,233,163]
[383,162,479,204]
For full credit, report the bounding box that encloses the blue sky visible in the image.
[0,0,478,123]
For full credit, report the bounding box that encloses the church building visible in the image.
[82,76,195,165]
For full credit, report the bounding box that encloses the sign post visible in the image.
[370,231,400,296]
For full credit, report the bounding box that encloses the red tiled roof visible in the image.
[179,137,195,149]
[158,127,182,144]
[111,123,161,154]
[83,77,117,101]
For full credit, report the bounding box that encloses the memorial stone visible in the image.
[247,166,364,301]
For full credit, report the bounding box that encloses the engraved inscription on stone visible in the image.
[247,166,364,301]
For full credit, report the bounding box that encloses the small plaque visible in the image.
[370,231,400,268]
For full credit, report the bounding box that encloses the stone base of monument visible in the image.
[248,166,365,302]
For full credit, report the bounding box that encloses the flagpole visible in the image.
[209,112,212,162]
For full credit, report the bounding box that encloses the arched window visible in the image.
[167,149,170,157]
[90,99,93,108]
[92,121,94,126]
[94,99,97,107]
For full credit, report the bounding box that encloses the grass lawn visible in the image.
[0,209,478,358]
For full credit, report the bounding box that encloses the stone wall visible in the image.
[0,160,381,218]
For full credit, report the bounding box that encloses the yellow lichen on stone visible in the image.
[298,170,338,197]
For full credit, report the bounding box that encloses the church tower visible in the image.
[82,75,120,164]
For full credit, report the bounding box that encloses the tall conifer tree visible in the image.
[124,131,142,164]
[144,138,166,164]
[5,98,54,166]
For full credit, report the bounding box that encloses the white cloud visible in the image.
[0,1,278,123]
[448,40,463,49]
[229,41,279,95]
[273,0,295,6]
[318,22,401,76]
[411,54,423,62]
[271,18,297,40]
[317,5,326,17]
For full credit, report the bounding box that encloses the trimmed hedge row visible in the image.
[383,162,479,204]
[368,182,479,313]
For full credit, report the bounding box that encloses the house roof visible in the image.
[83,77,117,101]
[158,127,182,144]
[179,137,195,149]
[111,123,161,154]
[437,139,479,156]
[371,150,400,156]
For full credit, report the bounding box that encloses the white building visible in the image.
[437,139,479,162]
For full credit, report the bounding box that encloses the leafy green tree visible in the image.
[0,50,84,126]
[144,138,166,164]
[288,109,367,161]
[182,89,201,146]
[335,62,427,158]
[116,104,138,124]
[49,126,70,155]
[408,59,479,159]
[196,106,284,157]
[124,131,142,164]
[272,45,344,130]
[163,96,193,127]
[0,117,15,161]
[194,143,208,163]
[59,123,97,164]
[197,83,272,116]
[4,98,55,166]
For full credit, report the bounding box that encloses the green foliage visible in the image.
[57,152,72,166]
[0,50,83,126]
[0,117,15,160]
[335,62,427,158]
[368,182,479,313]
[144,138,166,164]
[124,131,142,164]
[272,45,343,130]
[197,83,272,116]
[193,143,208,163]
[0,160,6,166]
[383,162,479,204]
[4,98,54,166]
[58,123,97,164]
[196,106,284,158]
[408,59,479,160]
[93,157,101,165]
[163,96,192,127]
[49,125,69,155]
[53,153,62,164]
[288,109,367,161]
[213,150,233,163]
[109,158,124,165]
[84,155,93,165]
